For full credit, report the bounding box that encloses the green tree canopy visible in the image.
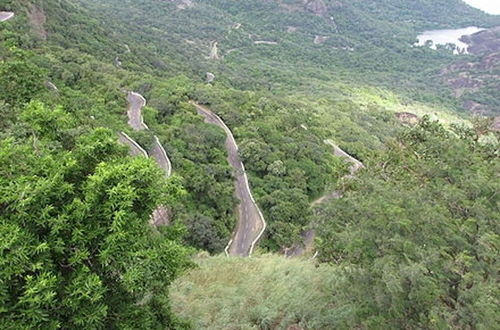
[0,102,192,329]
[317,118,499,329]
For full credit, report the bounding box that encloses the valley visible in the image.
[0,0,498,329]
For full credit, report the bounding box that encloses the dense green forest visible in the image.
[0,0,498,328]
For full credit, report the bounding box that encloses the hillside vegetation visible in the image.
[171,119,499,329]
[0,0,498,328]
[171,255,336,329]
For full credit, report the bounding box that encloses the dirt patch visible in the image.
[395,112,419,125]
[26,4,47,40]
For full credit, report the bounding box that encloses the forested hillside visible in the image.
[0,0,498,328]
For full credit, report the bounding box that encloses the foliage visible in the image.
[170,254,338,329]
[316,118,499,328]
[0,102,193,328]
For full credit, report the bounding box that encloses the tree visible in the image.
[316,118,499,328]
[0,58,45,105]
[0,102,192,329]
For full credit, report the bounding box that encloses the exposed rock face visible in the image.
[461,27,500,56]
[287,26,298,33]
[441,26,500,116]
[462,100,488,115]
[395,112,419,125]
[44,81,58,91]
[150,205,172,227]
[304,0,328,16]
[206,72,215,83]
[209,41,220,60]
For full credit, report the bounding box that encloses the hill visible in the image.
[0,0,498,328]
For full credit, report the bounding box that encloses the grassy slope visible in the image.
[170,254,337,329]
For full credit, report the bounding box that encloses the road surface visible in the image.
[127,92,148,130]
[123,92,172,226]
[0,11,14,22]
[118,132,148,158]
[192,102,266,257]
[288,141,364,257]
[325,139,364,177]
[149,136,172,177]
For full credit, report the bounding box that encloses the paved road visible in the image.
[325,139,364,177]
[123,92,172,226]
[192,102,266,257]
[288,141,364,257]
[0,11,14,22]
[127,92,148,130]
[149,136,172,177]
[118,132,148,158]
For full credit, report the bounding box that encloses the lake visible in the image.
[415,26,484,54]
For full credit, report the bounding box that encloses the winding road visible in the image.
[191,102,266,257]
[127,92,148,131]
[122,92,173,225]
[125,92,172,177]
[118,132,148,158]
[287,141,364,257]
[0,11,14,22]
[149,136,172,177]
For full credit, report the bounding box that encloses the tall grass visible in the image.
[170,254,337,329]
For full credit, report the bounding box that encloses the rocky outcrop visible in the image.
[304,0,328,16]
[442,26,500,116]
[462,100,488,115]
[206,72,215,83]
[461,27,500,56]
[209,41,220,60]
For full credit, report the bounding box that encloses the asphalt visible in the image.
[0,12,14,22]
[118,132,148,158]
[127,92,148,130]
[193,103,265,257]
[124,92,172,226]
[149,136,172,177]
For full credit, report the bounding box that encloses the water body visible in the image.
[416,26,484,54]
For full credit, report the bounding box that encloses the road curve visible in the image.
[127,92,148,130]
[118,132,148,158]
[287,141,364,257]
[123,92,173,226]
[149,136,172,177]
[191,102,266,257]
[0,11,14,22]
